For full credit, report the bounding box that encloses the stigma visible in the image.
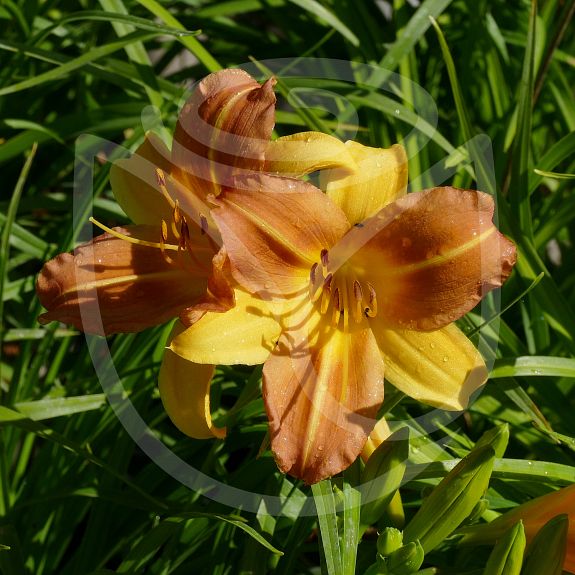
[309,248,378,328]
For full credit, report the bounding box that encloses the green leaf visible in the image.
[312,480,343,575]
[490,356,575,379]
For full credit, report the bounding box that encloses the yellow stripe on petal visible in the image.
[264,312,385,484]
[170,288,281,365]
[265,132,357,176]
[322,141,407,224]
[159,324,226,439]
[110,133,174,226]
[372,323,488,411]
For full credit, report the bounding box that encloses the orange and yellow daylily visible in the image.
[37,69,279,338]
[169,137,516,484]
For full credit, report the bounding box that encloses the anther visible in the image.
[161,220,169,242]
[156,168,166,188]
[180,220,190,251]
[310,262,319,285]
[366,282,378,318]
[324,273,333,290]
[320,248,329,268]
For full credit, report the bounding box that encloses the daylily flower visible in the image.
[191,144,517,484]
[463,483,575,573]
[36,68,278,337]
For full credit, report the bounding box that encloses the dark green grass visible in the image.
[1,0,574,573]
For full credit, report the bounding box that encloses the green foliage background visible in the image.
[1,0,574,573]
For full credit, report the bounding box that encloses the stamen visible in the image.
[155,168,176,209]
[320,275,333,313]
[89,217,179,251]
[179,220,190,251]
[366,282,378,318]
[310,262,318,286]
[161,220,169,242]
[172,201,182,238]
[331,288,341,326]
[156,168,166,188]
[342,284,349,331]
[353,280,363,323]
[320,248,329,274]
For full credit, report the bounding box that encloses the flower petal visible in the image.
[322,141,407,224]
[171,287,280,365]
[361,416,392,463]
[371,323,487,410]
[172,69,276,198]
[159,322,226,439]
[211,174,350,299]
[36,226,209,335]
[110,133,174,226]
[263,308,385,484]
[338,187,516,331]
[264,132,357,176]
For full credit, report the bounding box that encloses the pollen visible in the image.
[308,248,379,327]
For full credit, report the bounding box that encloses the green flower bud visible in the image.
[522,514,568,575]
[475,423,510,458]
[360,428,409,526]
[484,520,525,575]
[386,540,424,574]
[403,445,495,553]
[377,527,403,556]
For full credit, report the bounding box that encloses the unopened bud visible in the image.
[386,540,424,574]
[377,527,403,556]
[484,520,525,575]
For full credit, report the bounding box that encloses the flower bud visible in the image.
[377,527,404,556]
[522,514,568,575]
[386,540,424,574]
[403,445,495,552]
[484,520,525,575]
[475,423,510,458]
[360,427,409,526]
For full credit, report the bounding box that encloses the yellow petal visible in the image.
[170,287,281,365]
[110,133,174,226]
[361,417,391,463]
[264,131,357,176]
[371,323,488,411]
[264,308,385,484]
[159,323,225,439]
[322,141,407,224]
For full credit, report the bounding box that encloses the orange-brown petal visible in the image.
[263,308,385,484]
[335,187,516,331]
[36,226,210,335]
[211,174,350,299]
[172,69,276,198]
